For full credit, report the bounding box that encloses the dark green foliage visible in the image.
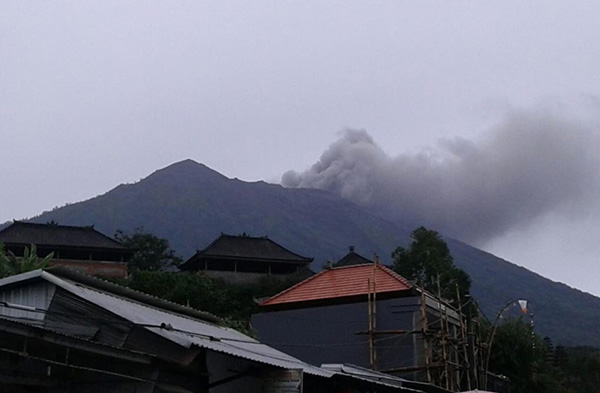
[124,271,231,315]
[488,320,600,393]
[115,227,182,271]
[392,227,471,303]
[0,242,54,278]
[489,317,566,393]
[559,346,600,393]
[121,270,307,334]
[554,344,568,370]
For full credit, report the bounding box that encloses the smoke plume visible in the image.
[282,110,600,244]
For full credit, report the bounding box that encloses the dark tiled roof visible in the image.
[0,221,127,250]
[335,247,374,267]
[260,264,412,307]
[181,234,313,270]
[201,234,313,261]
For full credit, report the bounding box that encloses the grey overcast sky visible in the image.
[2,2,600,294]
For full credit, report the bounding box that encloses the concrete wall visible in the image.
[203,270,272,285]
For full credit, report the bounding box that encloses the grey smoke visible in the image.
[282,110,600,244]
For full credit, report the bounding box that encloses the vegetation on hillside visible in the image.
[488,317,600,393]
[489,317,562,393]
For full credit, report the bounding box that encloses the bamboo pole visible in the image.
[420,285,432,383]
[457,284,471,391]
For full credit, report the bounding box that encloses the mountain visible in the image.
[9,159,600,347]
[19,159,413,262]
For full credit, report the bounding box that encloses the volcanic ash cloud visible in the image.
[282,111,600,244]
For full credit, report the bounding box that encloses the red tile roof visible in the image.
[260,263,412,307]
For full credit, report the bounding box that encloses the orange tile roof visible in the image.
[260,264,412,307]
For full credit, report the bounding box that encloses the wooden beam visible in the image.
[381,362,444,374]
[355,330,410,335]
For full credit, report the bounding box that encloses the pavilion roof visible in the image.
[0,221,127,250]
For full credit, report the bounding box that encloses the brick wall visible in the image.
[49,259,128,279]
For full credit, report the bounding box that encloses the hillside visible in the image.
[7,159,600,347]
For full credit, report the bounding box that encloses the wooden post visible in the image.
[420,286,432,383]
[457,284,471,391]
[368,278,375,370]
[436,275,450,390]
[372,257,378,370]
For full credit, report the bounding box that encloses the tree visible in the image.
[114,228,182,271]
[0,242,54,278]
[558,346,600,393]
[122,270,307,336]
[489,317,566,393]
[392,226,471,303]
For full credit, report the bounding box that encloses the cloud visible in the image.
[282,110,600,244]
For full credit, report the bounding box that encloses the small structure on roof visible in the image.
[253,262,469,391]
[180,233,313,284]
[0,221,132,278]
[333,246,376,267]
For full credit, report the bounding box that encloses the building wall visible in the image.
[206,351,261,393]
[0,323,158,393]
[201,269,310,285]
[252,297,422,374]
[202,270,273,285]
[0,280,55,322]
[49,259,128,279]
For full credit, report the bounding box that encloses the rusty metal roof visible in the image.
[260,263,412,307]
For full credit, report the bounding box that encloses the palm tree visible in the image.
[0,242,54,278]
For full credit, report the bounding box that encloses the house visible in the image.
[252,262,468,391]
[180,234,313,284]
[0,267,435,393]
[0,221,131,278]
[0,316,159,392]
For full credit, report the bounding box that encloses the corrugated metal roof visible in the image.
[46,266,221,323]
[260,263,412,307]
[322,364,423,392]
[39,270,332,378]
[0,316,154,362]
